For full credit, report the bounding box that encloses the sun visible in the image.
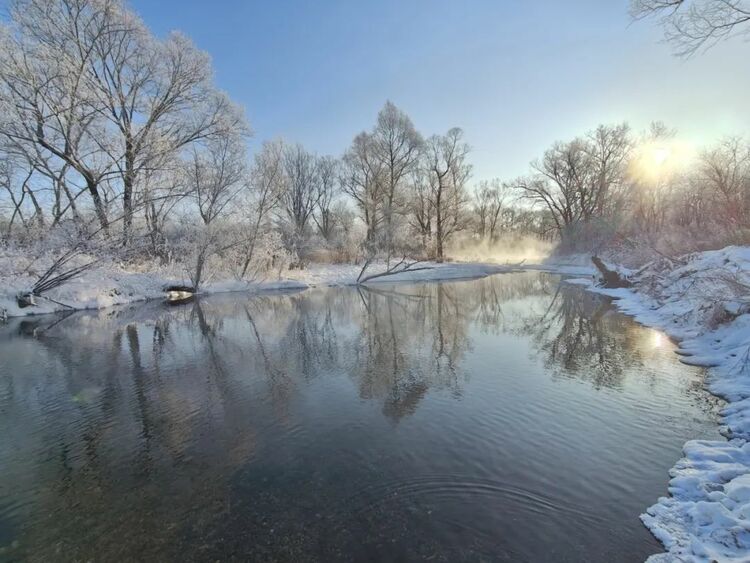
[630,139,696,184]
[651,146,670,167]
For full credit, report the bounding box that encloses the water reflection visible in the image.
[0,273,720,562]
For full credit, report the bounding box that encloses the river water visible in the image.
[0,272,722,562]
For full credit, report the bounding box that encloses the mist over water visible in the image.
[446,235,555,264]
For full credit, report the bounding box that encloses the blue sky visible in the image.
[130,0,750,182]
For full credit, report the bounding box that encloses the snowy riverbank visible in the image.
[0,258,520,319]
[567,246,750,562]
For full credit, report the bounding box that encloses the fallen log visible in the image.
[164,285,196,293]
[591,256,632,289]
[164,285,196,305]
[166,293,195,305]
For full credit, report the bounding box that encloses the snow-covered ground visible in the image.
[0,255,518,319]
[566,246,750,562]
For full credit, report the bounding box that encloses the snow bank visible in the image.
[0,256,516,319]
[567,246,750,562]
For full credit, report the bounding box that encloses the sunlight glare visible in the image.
[630,139,696,184]
[652,146,670,166]
[652,331,664,348]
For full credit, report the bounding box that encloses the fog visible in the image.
[446,235,554,265]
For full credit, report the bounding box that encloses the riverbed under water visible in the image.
[0,272,723,562]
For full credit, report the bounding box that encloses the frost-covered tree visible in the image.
[341,132,384,247]
[407,167,434,251]
[141,162,185,257]
[424,128,471,262]
[515,123,631,236]
[0,0,248,241]
[0,0,116,230]
[281,143,320,240]
[238,139,285,278]
[371,101,423,254]
[626,123,680,235]
[698,137,750,227]
[313,155,339,241]
[339,102,422,258]
[186,132,248,226]
[473,179,510,242]
[0,155,42,233]
[86,13,247,241]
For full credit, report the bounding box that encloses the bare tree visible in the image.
[313,155,339,241]
[516,123,631,236]
[186,132,247,226]
[0,155,46,233]
[627,122,679,235]
[0,131,85,228]
[0,0,117,230]
[0,0,247,241]
[473,179,509,241]
[86,11,247,241]
[238,139,285,278]
[587,123,632,218]
[522,142,588,233]
[0,156,27,233]
[141,162,187,257]
[424,128,471,262]
[371,101,423,255]
[281,143,320,256]
[408,168,433,251]
[698,137,750,227]
[631,0,750,56]
[341,132,384,247]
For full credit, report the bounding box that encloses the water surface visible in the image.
[0,273,722,561]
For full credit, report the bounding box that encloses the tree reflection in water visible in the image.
[0,272,712,561]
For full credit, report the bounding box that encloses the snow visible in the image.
[0,253,517,318]
[566,246,750,562]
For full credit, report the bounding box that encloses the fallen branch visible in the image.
[357,256,433,284]
[356,255,375,283]
[17,250,99,308]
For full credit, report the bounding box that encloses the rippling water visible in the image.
[0,272,722,562]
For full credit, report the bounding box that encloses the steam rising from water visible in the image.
[447,235,554,265]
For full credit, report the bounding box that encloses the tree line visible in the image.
[1,0,749,288]
[512,121,750,256]
[0,0,543,277]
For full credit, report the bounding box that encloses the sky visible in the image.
[127,0,750,182]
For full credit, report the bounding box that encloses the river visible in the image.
[0,272,722,561]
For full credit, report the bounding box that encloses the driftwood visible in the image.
[164,284,196,293]
[166,294,195,306]
[591,256,632,288]
[164,285,196,305]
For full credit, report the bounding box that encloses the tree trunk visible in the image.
[123,145,135,244]
[87,177,109,232]
[435,188,444,262]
